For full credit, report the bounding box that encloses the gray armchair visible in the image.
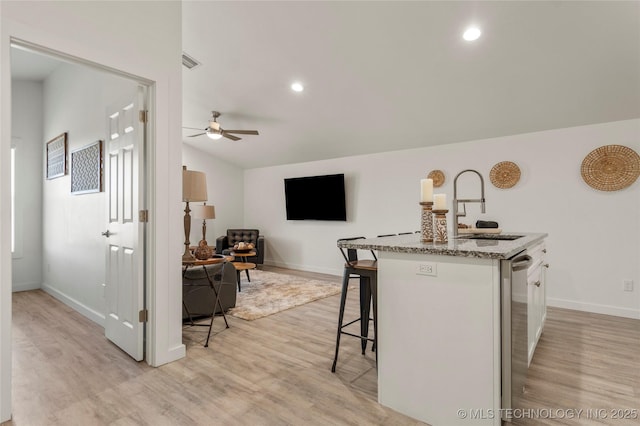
[182,262,237,320]
[216,229,265,265]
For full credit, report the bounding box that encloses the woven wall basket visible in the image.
[580,145,640,191]
[427,169,445,187]
[490,161,521,189]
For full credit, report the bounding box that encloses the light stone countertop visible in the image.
[338,232,548,260]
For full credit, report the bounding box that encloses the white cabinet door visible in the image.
[527,242,546,365]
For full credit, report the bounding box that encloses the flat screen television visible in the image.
[284,173,347,221]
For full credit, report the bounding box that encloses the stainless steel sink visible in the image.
[460,234,524,241]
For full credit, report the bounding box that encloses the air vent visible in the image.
[182,52,201,70]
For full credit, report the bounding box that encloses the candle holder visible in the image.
[432,209,449,244]
[419,201,434,243]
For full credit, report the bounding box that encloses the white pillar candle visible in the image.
[434,193,447,210]
[420,178,433,202]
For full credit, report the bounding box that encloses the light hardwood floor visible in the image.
[4,266,640,425]
[513,307,640,426]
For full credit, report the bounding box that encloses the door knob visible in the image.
[102,230,111,238]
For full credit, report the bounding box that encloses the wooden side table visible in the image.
[230,250,257,291]
[182,254,231,267]
[232,262,256,292]
[181,254,234,347]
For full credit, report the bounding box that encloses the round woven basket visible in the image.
[490,161,521,189]
[427,169,445,187]
[581,145,640,191]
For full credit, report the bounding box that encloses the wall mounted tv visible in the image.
[284,173,347,221]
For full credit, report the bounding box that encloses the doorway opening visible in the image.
[9,39,152,361]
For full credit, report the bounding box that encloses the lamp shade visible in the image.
[192,204,215,220]
[182,168,208,202]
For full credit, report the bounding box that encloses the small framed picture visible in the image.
[70,140,103,194]
[46,132,67,179]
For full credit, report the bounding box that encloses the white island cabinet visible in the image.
[378,252,502,426]
[338,232,547,426]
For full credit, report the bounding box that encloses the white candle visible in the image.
[420,178,433,202]
[434,193,447,210]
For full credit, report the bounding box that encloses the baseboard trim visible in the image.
[41,283,106,326]
[547,297,640,320]
[264,259,342,277]
[12,282,41,292]
[148,343,186,367]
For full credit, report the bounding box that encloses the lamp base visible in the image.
[182,250,196,262]
[183,200,195,261]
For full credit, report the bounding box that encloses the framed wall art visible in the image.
[46,132,68,179]
[70,140,103,194]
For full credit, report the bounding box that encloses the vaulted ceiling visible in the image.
[11,2,640,170]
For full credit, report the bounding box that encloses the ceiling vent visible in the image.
[182,52,201,70]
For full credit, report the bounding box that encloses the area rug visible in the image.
[227,269,342,320]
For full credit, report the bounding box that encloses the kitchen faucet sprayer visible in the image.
[453,169,486,236]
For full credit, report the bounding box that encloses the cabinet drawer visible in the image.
[528,242,546,274]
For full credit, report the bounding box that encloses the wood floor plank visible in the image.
[4,267,640,425]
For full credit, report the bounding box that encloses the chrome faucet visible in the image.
[453,169,486,237]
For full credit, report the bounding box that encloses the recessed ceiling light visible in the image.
[463,27,481,41]
[291,82,304,92]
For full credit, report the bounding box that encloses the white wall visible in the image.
[40,62,137,324]
[1,2,183,421]
[245,119,640,319]
[182,144,245,246]
[11,80,43,291]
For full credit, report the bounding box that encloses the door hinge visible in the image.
[139,209,149,222]
[139,110,148,123]
[139,309,148,323]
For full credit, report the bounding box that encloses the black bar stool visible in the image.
[331,237,378,373]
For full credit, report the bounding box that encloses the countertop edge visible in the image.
[338,232,548,260]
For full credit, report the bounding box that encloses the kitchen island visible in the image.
[338,232,547,426]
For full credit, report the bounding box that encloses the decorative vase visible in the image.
[194,240,214,260]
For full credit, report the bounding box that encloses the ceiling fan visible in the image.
[184,111,259,141]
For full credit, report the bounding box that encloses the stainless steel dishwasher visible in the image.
[501,251,532,421]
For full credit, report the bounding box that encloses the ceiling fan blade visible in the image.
[223,130,259,135]
[183,126,206,131]
[188,132,206,137]
[222,132,241,141]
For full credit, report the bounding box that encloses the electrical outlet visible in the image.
[623,280,634,292]
[417,262,437,276]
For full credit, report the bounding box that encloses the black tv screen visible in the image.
[284,174,347,221]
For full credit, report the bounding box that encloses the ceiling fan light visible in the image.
[206,129,223,140]
[463,27,481,41]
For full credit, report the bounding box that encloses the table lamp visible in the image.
[191,203,216,260]
[182,166,208,261]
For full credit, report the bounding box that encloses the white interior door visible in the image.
[104,87,146,361]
